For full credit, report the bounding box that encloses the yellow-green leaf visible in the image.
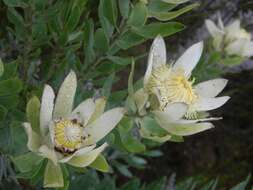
[26,96,41,134]
[89,155,110,172]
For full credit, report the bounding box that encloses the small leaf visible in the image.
[11,152,43,173]
[107,56,132,66]
[100,0,118,27]
[132,22,185,38]
[0,59,4,77]
[94,28,109,53]
[99,0,114,38]
[128,2,148,27]
[0,105,7,120]
[162,0,190,4]
[116,31,146,50]
[231,174,251,190]
[119,0,130,18]
[0,78,22,96]
[89,155,110,172]
[102,73,115,97]
[26,96,41,134]
[149,3,199,21]
[148,0,176,12]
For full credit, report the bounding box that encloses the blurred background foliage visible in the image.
[0,0,252,189]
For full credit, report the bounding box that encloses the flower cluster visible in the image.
[23,71,124,187]
[205,17,253,57]
[134,36,230,142]
[23,37,230,188]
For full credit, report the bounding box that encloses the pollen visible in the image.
[54,119,84,151]
[146,65,197,110]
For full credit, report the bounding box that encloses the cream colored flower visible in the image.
[136,36,229,139]
[205,18,253,57]
[23,71,124,188]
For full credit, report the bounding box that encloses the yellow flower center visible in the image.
[54,119,84,151]
[146,65,197,110]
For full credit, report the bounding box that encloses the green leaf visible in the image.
[0,59,4,77]
[0,78,22,96]
[0,95,19,109]
[94,28,109,53]
[146,177,167,190]
[114,161,133,178]
[119,0,130,18]
[132,22,185,38]
[128,2,148,27]
[231,174,251,190]
[118,118,146,153]
[89,155,110,172]
[100,0,118,27]
[148,0,176,12]
[3,0,28,7]
[128,60,135,96]
[7,8,26,38]
[116,30,146,50]
[99,0,115,38]
[12,152,43,173]
[65,4,83,32]
[84,19,95,64]
[162,0,190,4]
[149,3,199,21]
[26,96,41,134]
[141,117,168,137]
[107,56,132,66]
[44,161,64,188]
[0,105,7,120]
[102,73,115,97]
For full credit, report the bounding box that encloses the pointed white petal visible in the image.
[242,41,253,57]
[225,39,245,56]
[38,145,58,166]
[153,103,187,124]
[225,20,241,40]
[59,145,96,163]
[205,19,224,37]
[67,143,107,167]
[23,123,41,152]
[173,42,203,78]
[53,71,77,119]
[195,79,228,98]
[40,85,55,136]
[218,14,224,29]
[144,36,167,86]
[160,122,214,136]
[49,121,55,146]
[85,108,125,143]
[44,161,64,188]
[194,96,230,111]
[164,103,188,119]
[88,97,107,124]
[71,98,96,125]
[177,117,222,124]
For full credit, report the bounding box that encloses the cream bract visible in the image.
[205,18,253,57]
[23,71,125,188]
[139,36,229,141]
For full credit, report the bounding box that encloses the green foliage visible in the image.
[0,0,245,189]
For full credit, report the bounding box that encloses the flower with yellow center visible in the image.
[205,17,253,57]
[134,36,230,141]
[23,71,125,188]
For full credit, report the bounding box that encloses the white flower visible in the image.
[139,36,229,138]
[205,18,253,57]
[23,71,125,188]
